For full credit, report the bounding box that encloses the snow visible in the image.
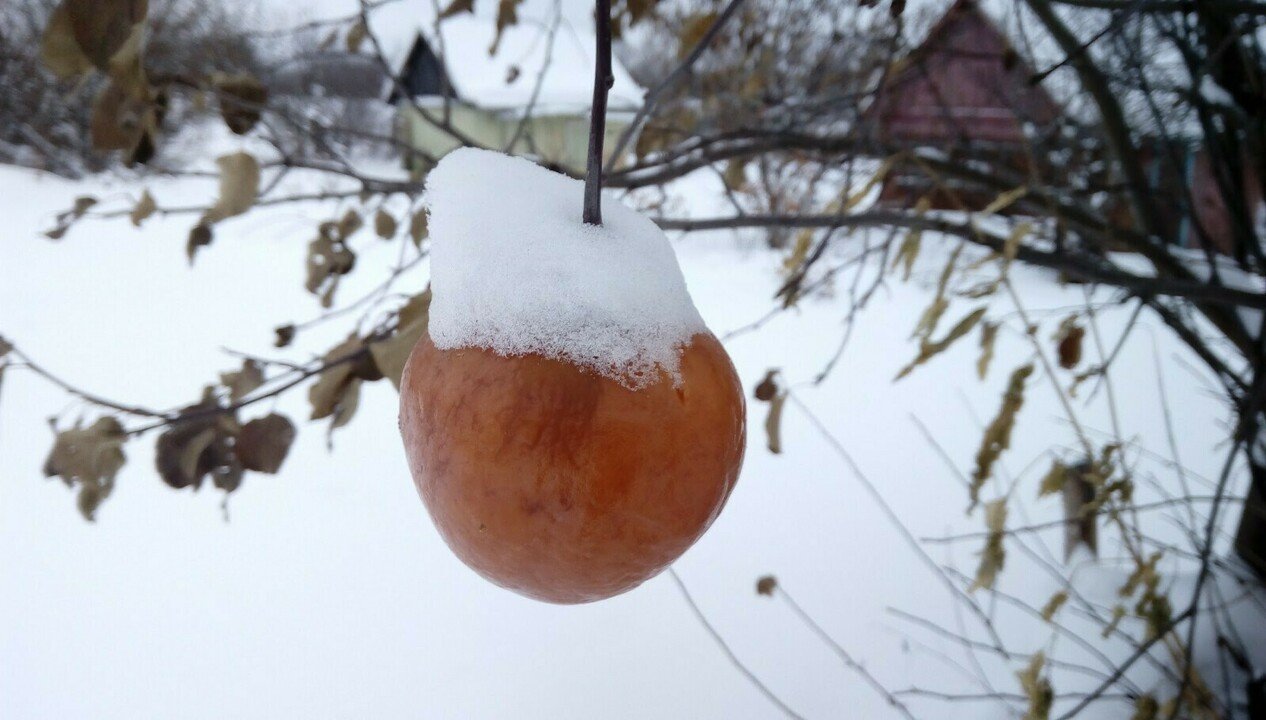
[424,148,706,388]
[377,7,643,113]
[0,126,1262,718]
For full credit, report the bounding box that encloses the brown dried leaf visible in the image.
[969,364,1034,510]
[330,377,362,432]
[1040,591,1068,621]
[76,476,114,522]
[220,359,264,403]
[237,414,296,474]
[979,185,1028,217]
[40,2,94,78]
[764,392,786,454]
[309,335,363,420]
[1037,460,1067,497]
[130,189,156,226]
[274,324,296,348]
[65,0,148,70]
[911,244,963,340]
[971,498,1007,591]
[977,321,998,380]
[374,209,397,239]
[491,0,523,54]
[896,306,986,380]
[305,236,356,307]
[370,289,432,389]
[753,369,779,402]
[186,223,212,264]
[203,152,260,224]
[1015,650,1053,720]
[44,417,127,486]
[1131,695,1159,720]
[212,73,268,135]
[755,575,778,596]
[345,20,367,52]
[439,0,474,19]
[678,12,718,60]
[1057,326,1085,369]
[90,80,151,152]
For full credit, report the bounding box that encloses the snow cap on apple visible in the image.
[424,147,708,389]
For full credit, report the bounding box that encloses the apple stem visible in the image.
[582,0,613,226]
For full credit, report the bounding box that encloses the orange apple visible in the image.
[399,332,745,603]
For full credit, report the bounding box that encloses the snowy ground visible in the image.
[0,144,1261,719]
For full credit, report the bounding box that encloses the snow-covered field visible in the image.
[0,146,1259,719]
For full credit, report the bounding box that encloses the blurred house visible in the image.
[268,51,397,155]
[864,0,1263,254]
[387,16,643,173]
[862,0,1063,210]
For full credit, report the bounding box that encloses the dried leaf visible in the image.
[409,209,428,247]
[374,209,397,239]
[155,394,244,493]
[753,369,779,402]
[1040,591,1068,621]
[44,417,127,486]
[1002,221,1033,263]
[911,244,963,340]
[203,152,260,224]
[891,228,922,281]
[1057,326,1085,369]
[895,307,986,380]
[309,335,363,420]
[491,0,523,54]
[755,575,777,596]
[1015,651,1053,720]
[977,321,998,380]
[304,236,356,307]
[839,156,898,212]
[186,223,212,264]
[723,158,747,191]
[330,377,362,432]
[979,186,1028,217]
[764,392,786,454]
[345,20,367,52]
[782,230,813,276]
[212,73,268,135]
[220,359,264,402]
[130,189,156,226]
[1131,695,1159,720]
[369,289,432,389]
[237,414,296,474]
[678,12,718,60]
[1038,460,1067,497]
[438,0,474,19]
[1101,605,1126,638]
[274,324,296,348]
[40,2,94,78]
[65,0,148,70]
[969,364,1034,510]
[76,476,114,522]
[179,428,218,483]
[90,80,152,152]
[971,498,1007,591]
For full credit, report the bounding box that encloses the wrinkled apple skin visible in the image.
[399,333,745,604]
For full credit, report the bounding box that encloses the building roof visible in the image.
[865,0,1064,144]
[381,10,643,114]
[270,52,392,100]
